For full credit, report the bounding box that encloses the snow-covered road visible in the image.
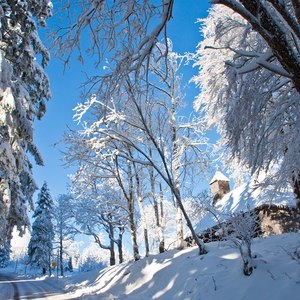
[0,272,74,300]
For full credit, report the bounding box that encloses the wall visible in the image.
[256,205,300,235]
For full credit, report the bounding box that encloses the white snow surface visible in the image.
[60,233,300,299]
[195,179,296,233]
[2,233,300,299]
[209,171,230,184]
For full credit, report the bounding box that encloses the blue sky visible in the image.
[33,1,212,200]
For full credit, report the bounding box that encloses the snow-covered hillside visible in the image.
[62,233,300,299]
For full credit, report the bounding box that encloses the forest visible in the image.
[0,1,299,298]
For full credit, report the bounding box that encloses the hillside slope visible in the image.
[65,233,300,300]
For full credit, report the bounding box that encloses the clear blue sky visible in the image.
[33,1,212,199]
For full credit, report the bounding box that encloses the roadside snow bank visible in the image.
[65,233,300,300]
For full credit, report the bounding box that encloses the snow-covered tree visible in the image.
[70,173,127,265]
[202,199,259,276]
[68,42,209,255]
[131,155,151,256]
[79,243,107,272]
[27,182,54,275]
[60,239,82,270]
[225,210,260,276]
[67,256,73,272]
[53,194,75,277]
[211,0,300,92]
[56,0,300,209]
[65,142,141,261]
[0,0,53,248]
[0,243,10,268]
[53,1,212,255]
[54,0,174,95]
[193,4,300,204]
[146,158,166,253]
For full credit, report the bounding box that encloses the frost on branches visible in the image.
[0,0,52,248]
[27,182,54,275]
[54,0,174,98]
[70,173,127,266]
[193,4,300,205]
[53,194,76,277]
[225,210,260,276]
[65,42,209,256]
[0,243,10,268]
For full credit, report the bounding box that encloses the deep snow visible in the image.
[61,232,300,299]
[2,233,300,299]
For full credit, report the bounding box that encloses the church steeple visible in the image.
[210,171,230,206]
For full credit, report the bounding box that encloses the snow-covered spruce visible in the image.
[27,182,54,275]
[0,0,53,250]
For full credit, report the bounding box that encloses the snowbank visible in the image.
[64,233,300,300]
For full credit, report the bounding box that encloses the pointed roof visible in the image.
[209,171,230,185]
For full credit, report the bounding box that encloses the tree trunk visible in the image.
[158,183,165,253]
[176,198,184,250]
[149,152,165,253]
[129,204,140,261]
[243,260,253,276]
[173,187,206,255]
[240,244,253,276]
[127,162,140,261]
[68,257,73,272]
[117,226,124,263]
[48,254,52,276]
[59,247,63,277]
[0,179,10,249]
[172,145,184,250]
[91,230,116,266]
[171,96,185,250]
[115,155,140,261]
[292,172,300,209]
[59,230,64,277]
[109,223,116,266]
[117,241,123,264]
[134,163,150,256]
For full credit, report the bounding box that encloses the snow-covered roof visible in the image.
[195,179,296,233]
[209,171,230,184]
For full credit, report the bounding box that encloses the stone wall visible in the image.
[186,205,300,246]
[256,205,300,235]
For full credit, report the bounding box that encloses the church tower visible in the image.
[210,171,230,206]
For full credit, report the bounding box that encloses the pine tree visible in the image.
[67,257,73,272]
[0,242,11,268]
[0,0,52,248]
[27,182,54,275]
